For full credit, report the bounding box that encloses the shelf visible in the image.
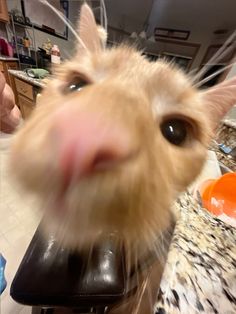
[16,44,36,50]
[12,19,67,40]
[19,63,36,67]
[10,14,38,68]
[19,62,35,65]
[12,21,33,28]
[201,63,226,66]
[162,52,192,60]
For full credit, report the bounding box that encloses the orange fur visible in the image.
[9,4,236,313]
[10,47,210,251]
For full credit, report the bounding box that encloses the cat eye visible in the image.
[160,118,190,146]
[64,76,90,93]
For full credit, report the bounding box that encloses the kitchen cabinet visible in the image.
[15,78,34,119]
[17,94,34,119]
[0,0,9,23]
[0,60,19,103]
[0,60,19,85]
[14,77,41,119]
[15,77,34,100]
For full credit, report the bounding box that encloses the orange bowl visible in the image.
[199,179,218,213]
[209,173,236,218]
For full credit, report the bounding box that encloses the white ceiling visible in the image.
[147,0,236,38]
[103,0,236,37]
[102,0,236,69]
[104,0,153,33]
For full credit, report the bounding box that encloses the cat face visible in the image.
[9,4,236,252]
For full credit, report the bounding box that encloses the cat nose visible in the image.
[51,111,132,183]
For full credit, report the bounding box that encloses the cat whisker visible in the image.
[85,241,95,272]
[39,0,88,51]
[189,43,235,83]
[188,67,199,77]
[151,235,170,264]
[146,271,157,313]
[152,245,166,267]
[195,60,236,88]
[132,276,149,314]
[192,30,236,83]
[101,0,108,32]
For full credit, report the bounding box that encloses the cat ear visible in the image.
[97,25,107,48]
[201,77,236,127]
[77,3,107,53]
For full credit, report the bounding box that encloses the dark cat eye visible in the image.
[160,118,189,146]
[65,77,89,93]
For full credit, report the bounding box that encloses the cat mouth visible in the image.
[83,148,139,172]
[45,148,140,216]
[59,148,140,192]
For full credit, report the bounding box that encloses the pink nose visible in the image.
[51,111,132,184]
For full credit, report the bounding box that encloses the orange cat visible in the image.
[9,4,236,313]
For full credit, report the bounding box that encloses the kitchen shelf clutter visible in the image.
[9,14,38,70]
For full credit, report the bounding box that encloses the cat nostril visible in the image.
[91,150,123,171]
[60,138,130,183]
[51,111,133,183]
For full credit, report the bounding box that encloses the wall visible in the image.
[146,0,236,70]
[104,0,153,34]
[226,106,236,120]
[226,64,236,79]
[91,0,236,71]
[6,0,236,69]
[25,28,74,60]
[0,22,7,39]
[7,0,80,59]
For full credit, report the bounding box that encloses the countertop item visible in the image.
[0,39,14,58]
[26,68,49,79]
[189,150,221,195]
[10,227,126,309]
[8,69,46,88]
[212,121,236,172]
[0,56,18,61]
[199,173,236,219]
[155,192,236,314]
[223,118,236,130]
[0,254,7,295]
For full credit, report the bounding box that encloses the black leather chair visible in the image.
[10,225,127,314]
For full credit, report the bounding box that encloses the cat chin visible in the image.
[40,202,172,258]
[41,216,104,251]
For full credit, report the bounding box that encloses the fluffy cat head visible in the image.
[10,4,236,254]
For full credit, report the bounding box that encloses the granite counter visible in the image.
[8,70,46,88]
[0,56,19,61]
[155,192,236,314]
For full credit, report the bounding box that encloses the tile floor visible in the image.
[0,135,41,314]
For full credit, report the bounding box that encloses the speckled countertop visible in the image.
[223,118,236,130]
[212,120,236,171]
[0,56,18,61]
[155,192,236,314]
[8,70,46,88]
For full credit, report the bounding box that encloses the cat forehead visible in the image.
[61,46,195,101]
